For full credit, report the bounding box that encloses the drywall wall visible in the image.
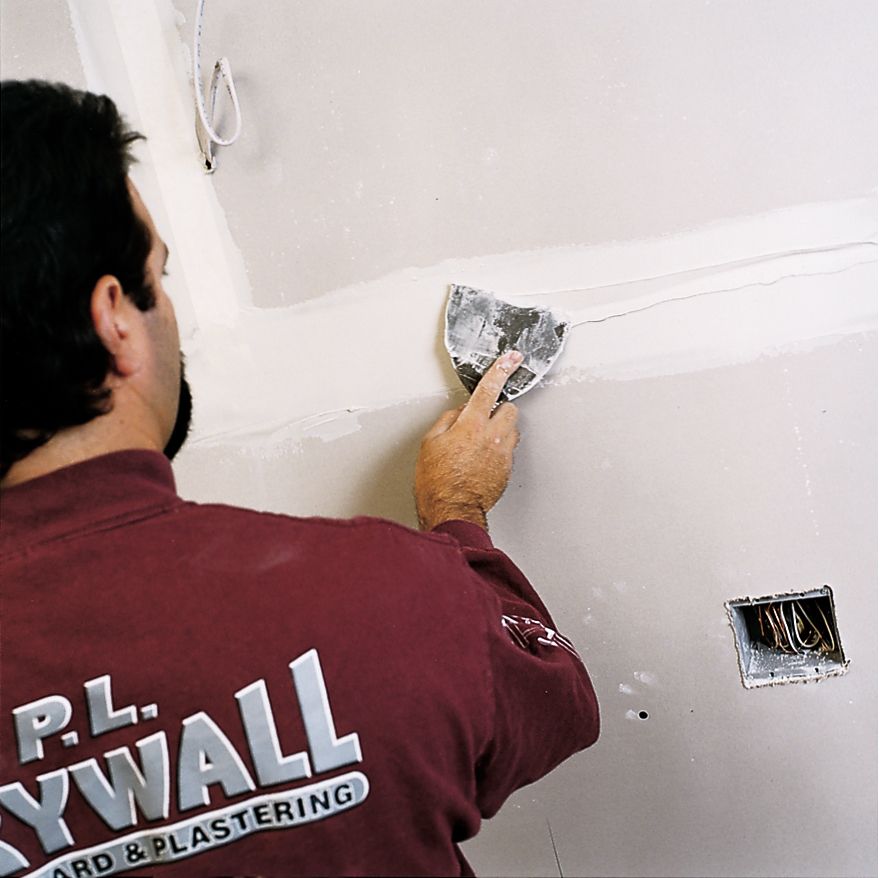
[2,0,877,875]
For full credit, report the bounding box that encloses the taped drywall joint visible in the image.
[193,0,242,173]
[570,253,877,327]
[69,0,250,328]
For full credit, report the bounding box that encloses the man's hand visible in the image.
[414,351,523,531]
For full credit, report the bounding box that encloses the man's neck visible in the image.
[2,421,162,489]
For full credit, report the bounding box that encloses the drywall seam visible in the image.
[184,207,876,448]
[300,196,876,313]
[506,241,874,300]
[570,253,876,326]
[67,0,249,330]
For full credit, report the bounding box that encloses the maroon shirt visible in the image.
[0,451,599,877]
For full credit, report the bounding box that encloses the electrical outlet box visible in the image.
[725,586,848,688]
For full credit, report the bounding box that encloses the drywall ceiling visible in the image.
[174,0,876,307]
[0,0,84,85]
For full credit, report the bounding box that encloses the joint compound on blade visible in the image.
[445,285,571,402]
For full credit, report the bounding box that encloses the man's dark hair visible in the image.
[1,80,155,476]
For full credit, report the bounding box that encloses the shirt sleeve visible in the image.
[432,520,600,818]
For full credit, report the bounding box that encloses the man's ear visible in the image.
[90,275,139,377]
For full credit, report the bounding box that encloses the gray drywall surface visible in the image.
[4,1,878,875]
[176,0,876,307]
[0,0,84,85]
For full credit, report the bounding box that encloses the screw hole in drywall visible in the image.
[638,710,649,720]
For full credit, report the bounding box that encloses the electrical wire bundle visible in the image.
[193,0,242,172]
[755,600,836,656]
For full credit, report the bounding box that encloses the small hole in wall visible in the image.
[637,710,649,720]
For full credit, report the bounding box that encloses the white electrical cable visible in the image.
[193,0,242,172]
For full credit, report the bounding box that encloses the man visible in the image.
[0,80,599,877]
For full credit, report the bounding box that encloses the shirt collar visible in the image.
[0,450,181,552]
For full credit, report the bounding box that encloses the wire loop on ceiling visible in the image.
[193,0,242,173]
